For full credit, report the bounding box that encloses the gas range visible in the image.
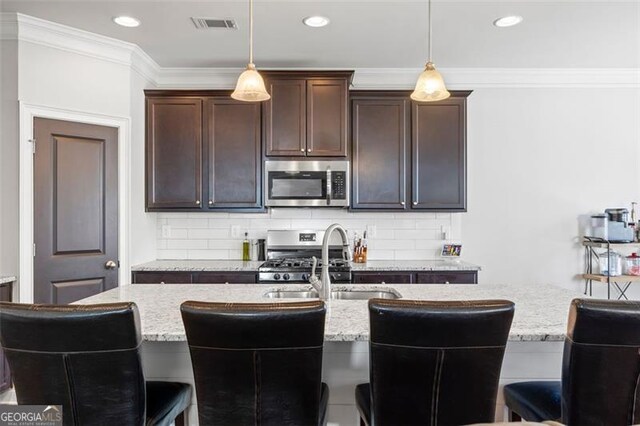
[258,230,352,284]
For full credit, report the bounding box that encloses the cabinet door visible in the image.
[352,272,414,284]
[352,98,408,209]
[146,98,203,209]
[264,79,306,156]
[306,79,348,157]
[192,272,257,284]
[206,99,262,209]
[132,272,193,284]
[411,97,466,210]
[416,271,477,284]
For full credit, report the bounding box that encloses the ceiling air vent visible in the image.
[191,17,238,29]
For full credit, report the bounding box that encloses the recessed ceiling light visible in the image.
[113,16,141,28]
[493,15,523,28]
[303,16,330,28]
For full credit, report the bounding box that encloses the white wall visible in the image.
[464,88,640,296]
[129,68,157,266]
[0,39,19,281]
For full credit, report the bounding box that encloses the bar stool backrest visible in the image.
[368,299,515,426]
[561,299,640,425]
[180,300,326,426]
[0,302,146,426]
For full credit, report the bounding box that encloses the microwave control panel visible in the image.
[332,172,347,199]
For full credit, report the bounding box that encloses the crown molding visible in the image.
[2,13,639,89]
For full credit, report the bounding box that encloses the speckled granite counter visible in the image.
[0,276,16,285]
[131,260,263,272]
[132,259,480,272]
[351,259,480,271]
[78,283,578,342]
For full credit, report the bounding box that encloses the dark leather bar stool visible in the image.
[0,302,191,426]
[356,299,515,426]
[504,298,640,425]
[181,300,328,426]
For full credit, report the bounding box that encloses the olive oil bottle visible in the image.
[242,232,251,261]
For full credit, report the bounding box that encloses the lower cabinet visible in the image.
[352,271,477,285]
[0,281,13,392]
[132,271,257,284]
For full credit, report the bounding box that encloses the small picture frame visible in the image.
[441,244,462,257]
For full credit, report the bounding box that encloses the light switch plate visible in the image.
[231,225,241,238]
[366,224,377,239]
[161,225,171,238]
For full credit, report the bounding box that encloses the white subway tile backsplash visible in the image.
[155,209,460,261]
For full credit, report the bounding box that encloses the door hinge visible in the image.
[33,243,36,257]
[28,138,36,154]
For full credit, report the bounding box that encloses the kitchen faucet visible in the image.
[309,223,350,300]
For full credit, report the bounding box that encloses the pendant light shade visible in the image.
[410,62,450,102]
[231,0,270,102]
[410,0,449,102]
[232,63,270,102]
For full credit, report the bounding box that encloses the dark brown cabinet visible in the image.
[352,272,414,284]
[206,98,262,209]
[0,281,13,392]
[412,98,466,210]
[145,91,263,212]
[351,94,409,209]
[132,271,257,284]
[263,72,351,158]
[353,270,477,284]
[350,91,471,212]
[146,97,203,209]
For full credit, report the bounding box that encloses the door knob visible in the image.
[105,260,117,270]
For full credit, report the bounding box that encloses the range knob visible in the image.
[283,273,290,281]
[301,273,309,281]
[273,273,281,280]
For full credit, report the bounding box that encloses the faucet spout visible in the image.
[317,223,350,301]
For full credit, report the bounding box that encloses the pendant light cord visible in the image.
[249,0,254,64]
[428,0,432,62]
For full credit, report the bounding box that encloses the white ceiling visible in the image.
[2,0,639,68]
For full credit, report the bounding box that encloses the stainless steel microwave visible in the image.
[264,161,350,207]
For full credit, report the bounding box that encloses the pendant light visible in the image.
[231,0,270,102]
[410,0,450,102]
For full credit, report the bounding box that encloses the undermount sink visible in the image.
[263,290,319,299]
[263,288,401,300]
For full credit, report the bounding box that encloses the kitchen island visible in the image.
[79,283,579,425]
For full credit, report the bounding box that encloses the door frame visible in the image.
[19,102,131,303]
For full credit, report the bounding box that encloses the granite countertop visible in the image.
[78,283,578,343]
[0,276,16,285]
[351,260,481,271]
[132,259,481,272]
[131,260,264,272]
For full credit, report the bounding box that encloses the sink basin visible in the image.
[263,288,401,300]
[263,290,319,299]
[330,290,399,300]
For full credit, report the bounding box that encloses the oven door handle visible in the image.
[326,167,332,206]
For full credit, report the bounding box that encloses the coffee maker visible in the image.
[604,208,635,243]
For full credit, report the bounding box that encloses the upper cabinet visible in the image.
[263,71,352,158]
[146,97,203,209]
[145,91,263,212]
[350,91,471,212]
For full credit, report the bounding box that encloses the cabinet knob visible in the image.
[307,148,312,152]
[160,281,165,285]
[445,281,450,284]
[196,200,201,205]
[413,201,418,206]
[300,148,305,152]
[381,281,386,284]
[400,201,405,206]
[208,200,213,205]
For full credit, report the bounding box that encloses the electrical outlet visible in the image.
[231,225,241,238]
[366,224,377,239]
[161,225,171,238]
[441,225,450,240]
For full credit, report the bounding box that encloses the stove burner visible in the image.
[258,257,352,283]
[261,258,350,269]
